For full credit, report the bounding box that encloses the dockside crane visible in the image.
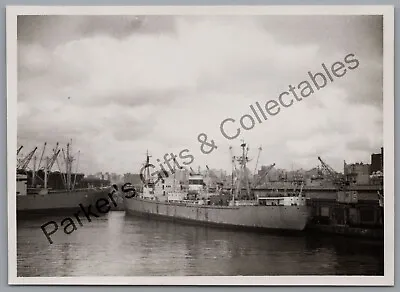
[17,146,23,155]
[30,142,47,186]
[205,165,224,185]
[205,165,228,191]
[253,146,263,177]
[17,145,24,167]
[206,165,218,179]
[36,142,47,171]
[317,156,347,189]
[17,146,38,171]
[47,148,61,171]
[27,142,60,188]
[317,155,360,212]
[39,142,60,172]
[252,163,276,188]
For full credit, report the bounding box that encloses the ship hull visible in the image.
[123,197,311,231]
[16,189,111,214]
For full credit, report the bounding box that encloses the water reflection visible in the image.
[17,211,383,277]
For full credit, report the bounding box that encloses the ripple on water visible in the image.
[17,211,384,277]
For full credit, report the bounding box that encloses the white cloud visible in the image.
[17,16,383,174]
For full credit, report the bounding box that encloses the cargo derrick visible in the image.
[229,142,273,199]
[229,141,252,200]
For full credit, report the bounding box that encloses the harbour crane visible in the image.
[38,144,61,172]
[17,145,24,168]
[17,146,23,155]
[17,146,38,171]
[205,165,216,177]
[36,142,47,171]
[39,149,61,171]
[317,156,358,209]
[317,156,346,188]
[253,146,263,177]
[252,163,276,188]
[28,143,60,188]
[205,165,223,184]
[47,148,61,171]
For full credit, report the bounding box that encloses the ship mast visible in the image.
[243,142,251,198]
[32,156,37,187]
[67,142,71,190]
[64,140,75,191]
[72,151,80,190]
[145,150,151,183]
[229,146,237,198]
[173,157,176,192]
[37,142,47,188]
[142,150,154,187]
[44,157,49,189]
[234,141,251,199]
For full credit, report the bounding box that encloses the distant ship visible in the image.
[16,141,110,213]
[123,142,311,232]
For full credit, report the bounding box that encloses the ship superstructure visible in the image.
[123,143,311,231]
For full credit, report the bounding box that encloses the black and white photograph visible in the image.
[7,5,394,285]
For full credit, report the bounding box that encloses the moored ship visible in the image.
[123,142,311,232]
[16,141,110,214]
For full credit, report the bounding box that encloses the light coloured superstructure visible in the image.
[124,143,311,231]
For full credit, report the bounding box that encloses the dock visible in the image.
[254,187,383,239]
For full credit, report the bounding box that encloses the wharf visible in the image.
[116,185,383,240]
[253,187,383,240]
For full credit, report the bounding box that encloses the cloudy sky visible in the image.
[17,15,383,175]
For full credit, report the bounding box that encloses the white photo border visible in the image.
[6,5,395,286]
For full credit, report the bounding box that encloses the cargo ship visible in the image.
[16,141,110,214]
[123,142,311,232]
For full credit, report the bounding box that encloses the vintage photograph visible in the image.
[7,6,394,285]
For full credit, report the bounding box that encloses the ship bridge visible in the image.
[188,174,204,192]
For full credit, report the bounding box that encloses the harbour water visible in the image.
[17,211,383,277]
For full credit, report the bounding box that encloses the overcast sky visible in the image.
[17,15,383,175]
